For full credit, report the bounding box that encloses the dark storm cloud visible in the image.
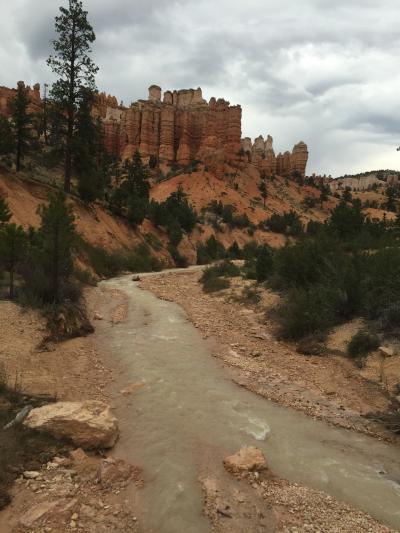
[2,0,400,175]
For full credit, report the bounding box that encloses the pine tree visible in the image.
[0,223,26,299]
[258,180,268,207]
[11,82,32,171]
[0,117,14,156]
[0,196,11,225]
[256,245,274,283]
[37,191,76,302]
[47,0,98,193]
[227,240,242,259]
[74,88,101,202]
[126,151,150,200]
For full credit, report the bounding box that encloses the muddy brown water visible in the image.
[97,274,400,532]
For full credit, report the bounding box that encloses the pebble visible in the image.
[23,471,40,479]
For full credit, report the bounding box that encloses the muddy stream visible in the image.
[96,273,400,532]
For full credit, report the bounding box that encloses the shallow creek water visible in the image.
[97,274,400,532]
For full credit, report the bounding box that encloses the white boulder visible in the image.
[24,401,119,449]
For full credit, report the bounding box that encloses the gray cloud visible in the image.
[1,0,400,176]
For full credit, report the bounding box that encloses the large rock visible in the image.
[23,401,119,449]
[223,446,268,474]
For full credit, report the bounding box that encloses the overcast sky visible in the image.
[1,0,400,176]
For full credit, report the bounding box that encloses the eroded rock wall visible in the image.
[0,82,42,118]
[98,86,242,168]
[241,135,309,177]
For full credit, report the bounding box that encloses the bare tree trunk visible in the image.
[16,140,21,172]
[9,267,14,300]
[64,108,74,193]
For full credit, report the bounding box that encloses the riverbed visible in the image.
[96,274,400,532]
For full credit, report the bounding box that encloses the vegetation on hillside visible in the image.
[199,201,400,347]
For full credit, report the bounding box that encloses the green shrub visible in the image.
[76,239,163,277]
[226,241,242,259]
[276,285,343,339]
[202,276,230,293]
[234,285,261,305]
[196,236,225,264]
[144,232,163,251]
[265,211,303,236]
[200,260,239,293]
[200,260,240,283]
[256,245,274,282]
[347,331,380,357]
[168,244,188,268]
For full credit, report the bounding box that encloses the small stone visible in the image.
[23,471,40,479]
[71,513,78,520]
[379,346,394,357]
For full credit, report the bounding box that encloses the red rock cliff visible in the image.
[241,135,309,177]
[0,82,42,118]
[96,85,242,166]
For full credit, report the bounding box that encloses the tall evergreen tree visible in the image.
[0,117,13,156]
[47,0,98,193]
[37,191,76,302]
[0,223,26,299]
[11,82,32,171]
[74,88,101,202]
[0,196,11,225]
[258,180,268,207]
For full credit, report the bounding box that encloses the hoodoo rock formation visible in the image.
[0,82,42,118]
[0,81,309,177]
[241,135,309,177]
[95,85,242,169]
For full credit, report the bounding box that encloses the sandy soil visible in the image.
[0,296,143,533]
[140,270,399,442]
[202,471,396,533]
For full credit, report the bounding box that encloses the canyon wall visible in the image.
[241,135,309,177]
[0,81,309,177]
[0,82,42,118]
[96,85,242,170]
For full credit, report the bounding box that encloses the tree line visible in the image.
[0,192,76,304]
[0,0,106,202]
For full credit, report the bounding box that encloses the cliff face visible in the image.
[96,85,242,170]
[241,135,309,177]
[0,82,42,118]
[0,81,309,177]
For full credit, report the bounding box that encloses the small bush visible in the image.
[196,236,225,264]
[234,285,261,305]
[200,260,240,283]
[168,244,188,268]
[200,260,239,293]
[347,331,380,358]
[202,276,230,293]
[265,211,303,236]
[256,245,274,282]
[276,285,343,340]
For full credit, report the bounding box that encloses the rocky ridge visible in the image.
[0,81,309,178]
[96,85,242,174]
[241,134,309,177]
[0,82,42,118]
